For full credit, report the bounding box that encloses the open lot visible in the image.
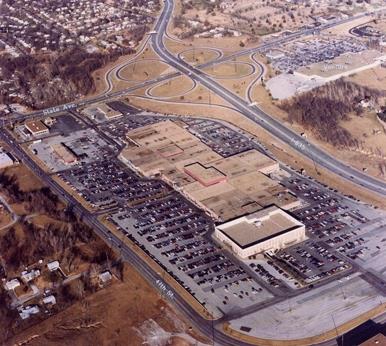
[8,265,208,346]
[203,61,254,79]
[118,59,171,82]
[230,275,386,340]
[147,75,196,98]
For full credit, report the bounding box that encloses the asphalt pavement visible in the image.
[151,0,386,197]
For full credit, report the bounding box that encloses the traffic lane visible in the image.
[151,9,386,196]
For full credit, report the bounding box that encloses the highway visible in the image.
[1,2,386,345]
[0,127,257,346]
[150,0,386,197]
[6,1,385,199]
[5,3,376,124]
[246,53,266,103]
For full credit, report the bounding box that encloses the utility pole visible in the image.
[331,314,339,339]
[338,279,346,300]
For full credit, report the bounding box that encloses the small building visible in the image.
[25,120,49,136]
[97,104,122,120]
[51,143,78,165]
[47,260,60,272]
[18,305,40,320]
[42,295,56,306]
[4,278,20,291]
[266,49,286,61]
[214,205,306,259]
[44,117,56,127]
[84,104,122,121]
[84,107,104,120]
[21,269,40,283]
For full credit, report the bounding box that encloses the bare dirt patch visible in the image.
[2,164,44,192]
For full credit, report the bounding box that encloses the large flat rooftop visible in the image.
[217,206,303,248]
[120,120,298,221]
[184,162,226,187]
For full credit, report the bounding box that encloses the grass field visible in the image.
[119,59,171,81]
[179,48,220,64]
[3,164,44,192]
[203,61,253,78]
[148,75,196,98]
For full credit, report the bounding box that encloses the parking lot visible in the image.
[266,37,367,72]
[58,153,274,315]
[29,129,114,172]
[278,174,386,283]
[60,160,172,209]
[110,203,274,313]
[183,119,256,157]
[271,240,350,284]
[48,113,85,135]
[100,114,161,145]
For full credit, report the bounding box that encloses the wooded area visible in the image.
[0,45,134,109]
[280,79,384,147]
[0,172,123,277]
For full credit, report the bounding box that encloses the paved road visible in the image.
[246,53,265,103]
[0,129,257,346]
[151,0,386,197]
[1,3,385,345]
[4,4,375,123]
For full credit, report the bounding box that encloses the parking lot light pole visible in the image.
[338,279,346,300]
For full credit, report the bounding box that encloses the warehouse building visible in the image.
[214,206,306,258]
[84,103,122,121]
[51,143,78,165]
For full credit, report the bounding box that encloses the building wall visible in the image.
[26,127,49,136]
[214,225,306,259]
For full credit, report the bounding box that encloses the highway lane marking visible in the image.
[153,10,386,195]
[156,279,175,299]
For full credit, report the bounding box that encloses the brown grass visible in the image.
[8,265,209,346]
